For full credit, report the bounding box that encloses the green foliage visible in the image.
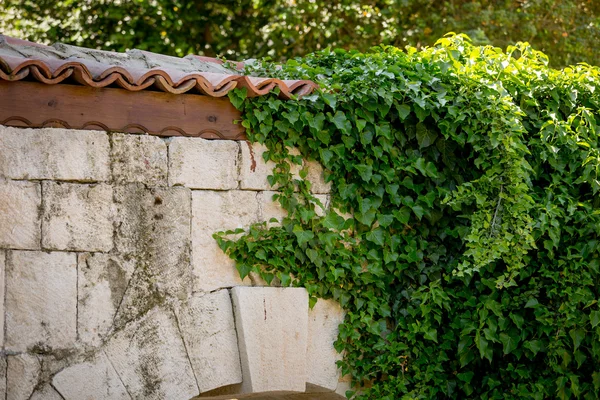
[215,35,600,398]
[2,0,600,66]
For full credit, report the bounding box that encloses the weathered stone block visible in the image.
[113,184,193,325]
[29,384,64,400]
[111,132,168,186]
[77,253,136,346]
[5,251,77,352]
[42,182,113,252]
[0,357,6,400]
[306,299,345,392]
[0,180,41,250]
[175,290,242,393]
[169,137,239,189]
[306,160,331,194]
[231,286,309,393]
[104,307,199,399]
[191,190,259,291]
[0,251,4,349]
[53,351,130,400]
[7,354,41,400]
[0,127,110,181]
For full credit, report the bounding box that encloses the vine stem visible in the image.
[490,179,504,238]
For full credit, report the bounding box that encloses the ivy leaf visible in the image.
[366,229,385,246]
[322,92,337,109]
[569,328,585,350]
[236,263,252,280]
[424,329,438,343]
[332,111,351,134]
[228,87,247,109]
[476,331,493,362]
[416,122,437,148]
[355,164,373,182]
[293,225,314,246]
[396,103,411,120]
[500,333,520,355]
[590,310,600,328]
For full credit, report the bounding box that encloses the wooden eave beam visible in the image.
[0,80,246,139]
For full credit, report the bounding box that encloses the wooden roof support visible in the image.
[0,80,246,139]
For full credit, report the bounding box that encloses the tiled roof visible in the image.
[0,35,317,99]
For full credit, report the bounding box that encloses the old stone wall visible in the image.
[0,126,347,400]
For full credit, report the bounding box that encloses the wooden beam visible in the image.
[0,80,246,139]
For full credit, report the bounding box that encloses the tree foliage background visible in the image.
[2,0,600,67]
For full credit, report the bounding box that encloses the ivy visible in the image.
[215,34,600,399]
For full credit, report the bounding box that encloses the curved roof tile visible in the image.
[0,35,318,100]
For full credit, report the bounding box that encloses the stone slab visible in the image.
[0,127,110,181]
[0,357,5,400]
[53,351,131,400]
[0,251,4,349]
[7,353,41,400]
[231,287,309,393]
[111,133,168,186]
[191,190,259,291]
[77,253,136,346]
[169,137,239,189]
[42,182,113,252]
[5,251,77,352]
[239,143,302,191]
[175,290,242,393]
[104,307,199,399]
[0,180,41,250]
[30,384,64,400]
[113,185,193,325]
[306,299,345,391]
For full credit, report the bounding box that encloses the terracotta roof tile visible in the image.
[0,35,317,99]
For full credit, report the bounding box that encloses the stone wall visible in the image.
[0,126,347,399]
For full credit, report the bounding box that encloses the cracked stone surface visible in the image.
[168,137,239,189]
[113,184,193,326]
[53,351,131,400]
[191,190,259,291]
[175,290,242,393]
[29,384,64,400]
[0,180,41,250]
[42,182,114,252]
[104,307,199,400]
[0,127,110,182]
[231,287,309,394]
[306,299,345,392]
[111,133,167,186]
[77,253,136,346]
[7,353,41,400]
[5,250,77,352]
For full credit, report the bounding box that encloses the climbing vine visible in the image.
[215,34,600,398]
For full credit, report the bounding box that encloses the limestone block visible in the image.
[0,357,6,400]
[29,385,64,400]
[191,190,259,291]
[5,251,77,352]
[53,351,131,400]
[239,143,302,191]
[42,182,113,252]
[306,299,345,392]
[306,160,331,194]
[7,354,41,400]
[111,133,168,186]
[0,180,41,250]
[104,307,199,399]
[113,185,193,325]
[175,290,242,393]
[0,127,110,181]
[169,137,239,189]
[231,286,309,393]
[0,251,4,348]
[78,253,136,346]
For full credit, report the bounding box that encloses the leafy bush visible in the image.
[216,34,600,399]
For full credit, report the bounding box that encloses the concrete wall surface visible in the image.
[0,126,346,399]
